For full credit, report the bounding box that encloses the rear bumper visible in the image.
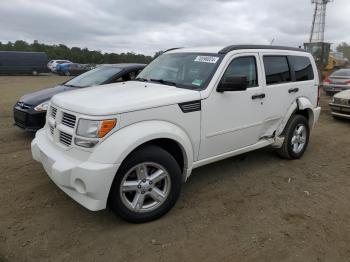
[13,106,46,132]
[31,129,119,211]
[329,103,350,119]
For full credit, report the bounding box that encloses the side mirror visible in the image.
[217,76,248,92]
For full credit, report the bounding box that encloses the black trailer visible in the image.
[0,51,49,75]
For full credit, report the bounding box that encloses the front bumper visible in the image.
[13,106,46,132]
[31,129,119,211]
[323,84,350,94]
[329,103,350,119]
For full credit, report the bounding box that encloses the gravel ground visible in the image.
[0,75,349,262]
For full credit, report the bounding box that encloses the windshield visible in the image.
[137,53,223,89]
[332,69,350,77]
[65,66,122,87]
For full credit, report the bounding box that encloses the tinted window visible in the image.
[263,56,291,85]
[290,56,314,81]
[222,57,258,88]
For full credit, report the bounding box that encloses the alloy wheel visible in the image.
[119,162,171,213]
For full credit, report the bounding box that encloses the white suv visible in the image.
[32,45,321,223]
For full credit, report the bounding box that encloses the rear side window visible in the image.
[263,56,291,85]
[289,56,314,81]
[223,56,258,88]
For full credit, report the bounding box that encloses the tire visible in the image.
[64,71,71,76]
[325,91,332,96]
[109,145,182,223]
[276,114,310,160]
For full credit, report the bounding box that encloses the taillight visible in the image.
[346,80,350,85]
[324,77,331,84]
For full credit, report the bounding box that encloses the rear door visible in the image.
[288,55,317,106]
[259,53,316,137]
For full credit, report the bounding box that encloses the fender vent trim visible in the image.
[179,100,201,113]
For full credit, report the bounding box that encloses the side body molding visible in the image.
[88,120,194,181]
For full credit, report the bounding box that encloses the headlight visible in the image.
[34,101,50,112]
[76,119,116,138]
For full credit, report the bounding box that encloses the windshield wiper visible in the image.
[135,77,149,82]
[64,84,79,88]
[150,79,177,86]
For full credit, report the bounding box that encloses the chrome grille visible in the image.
[59,131,72,146]
[51,106,57,119]
[62,112,76,128]
[50,126,54,135]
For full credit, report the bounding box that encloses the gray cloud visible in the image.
[0,0,349,55]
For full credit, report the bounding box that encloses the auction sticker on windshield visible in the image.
[192,79,203,86]
[194,56,219,64]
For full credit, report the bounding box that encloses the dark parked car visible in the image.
[323,68,350,95]
[0,51,49,75]
[13,63,146,131]
[56,63,94,76]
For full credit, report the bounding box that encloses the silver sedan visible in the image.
[323,69,350,95]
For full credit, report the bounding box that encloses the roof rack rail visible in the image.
[218,45,305,54]
[163,47,183,53]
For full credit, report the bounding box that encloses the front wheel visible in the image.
[109,145,182,223]
[276,115,310,159]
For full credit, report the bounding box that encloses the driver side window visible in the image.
[222,56,258,88]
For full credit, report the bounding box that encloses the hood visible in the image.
[20,85,76,106]
[51,81,201,115]
[334,89,350,99]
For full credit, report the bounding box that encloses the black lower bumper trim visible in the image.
[13,107,46,132]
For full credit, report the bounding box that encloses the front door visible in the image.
[198,53,266,160]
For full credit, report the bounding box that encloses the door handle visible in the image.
[288,88,299,93]
[251,93,266,100]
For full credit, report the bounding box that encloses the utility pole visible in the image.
[305,0,333,78]
[309,0,332,43]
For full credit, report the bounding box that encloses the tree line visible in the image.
[2,40,350,64]
[0,40,154,64]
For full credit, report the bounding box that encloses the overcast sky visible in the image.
[0,0,349,55]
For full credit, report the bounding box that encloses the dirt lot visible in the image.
[0,75,349,262]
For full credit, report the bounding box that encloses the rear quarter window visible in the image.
[263,56,291,85]
[289,56,314,81]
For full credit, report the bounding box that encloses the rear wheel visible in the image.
[64,71,71,76]
[276,115,310,159]
[109,145,182,223]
